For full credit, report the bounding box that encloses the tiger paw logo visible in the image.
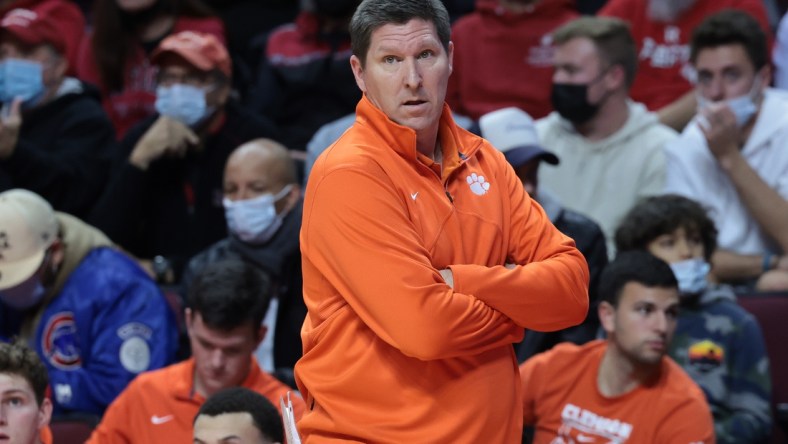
[467,173,490,196]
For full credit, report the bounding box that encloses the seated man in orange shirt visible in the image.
[87,259,304,444]
[520,251,715,443]
[0,340,52,444]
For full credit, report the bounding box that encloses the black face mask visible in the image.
[550,83,600,125]
[313,0,360,19]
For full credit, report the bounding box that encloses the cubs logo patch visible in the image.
[41,312,82,370]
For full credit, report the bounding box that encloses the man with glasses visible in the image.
[89,31,279,284]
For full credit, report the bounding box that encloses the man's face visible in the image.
[223,149,290,214]
[186,311,263,399]
[602,282,679,366]
[514,159,539,196]
[694,43,766,103]
[552,37,610,104]
[194,412,276,444]
[350,19,453,143]
[0,373,51,444]
[0,38,65,95]
[646,226,705,265]
[158,60,229,109]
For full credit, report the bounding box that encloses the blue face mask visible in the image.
[0,273,46,311]
[670,258,711,296]
[0,58,44,105]
[154,84,214,127]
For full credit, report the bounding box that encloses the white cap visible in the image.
[0,189,58,290]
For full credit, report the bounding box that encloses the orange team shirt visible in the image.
[86,357,304,443]
[520,340,715,444]
[295,95,589,442]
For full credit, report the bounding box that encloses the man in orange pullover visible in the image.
[296,0,590,442]
[87,260,304,443]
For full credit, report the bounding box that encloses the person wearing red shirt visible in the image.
[599,0,770,131]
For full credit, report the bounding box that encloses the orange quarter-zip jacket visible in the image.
[296,95,589,443]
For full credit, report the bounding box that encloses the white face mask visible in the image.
[670,258,711,296]
[697,75,761,127]
[0,273,46,310]
[223,185,293,245]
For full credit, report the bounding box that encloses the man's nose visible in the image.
[404,58,422,89]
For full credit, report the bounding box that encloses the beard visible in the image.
[647,0,698,22]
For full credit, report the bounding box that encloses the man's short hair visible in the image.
[187,259,271,332]
[350,0,451,66]
[599,251,678,307]
[615,195,718,261]
[552,16,637,87]
[690,9,768,71]
[195,387,283,443]
[0,340,48,405]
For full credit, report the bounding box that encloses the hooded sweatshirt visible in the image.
[537,101,677,256]
[669,285,772,444]
[447,0,578,120]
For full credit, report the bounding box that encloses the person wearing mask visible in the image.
[183,139,304,386]
[0,189,177,416]
[89,31,278,284]
[520,251,714,443]
[664,10,788,291]
[599,0,770,131]
[615,194,772,443]
[0,1,115,218]
[76,0,224,138]
[536,16,676,256]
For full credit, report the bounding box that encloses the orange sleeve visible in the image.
[302,167,523,361]
[449,159,589,331]
[657,396,716,444]
[85,382,136,444]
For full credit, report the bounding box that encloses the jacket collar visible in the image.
[354,94,479,180]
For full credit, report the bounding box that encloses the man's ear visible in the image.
[38,397,52,430]
[255,325,268,348]
[350,55,366,92]
[598,301,616,336]
[184,308,194,334]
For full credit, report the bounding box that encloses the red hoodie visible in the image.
[600,0,771,110]
[447,0,578,120]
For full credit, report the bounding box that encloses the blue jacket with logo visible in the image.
[31,247,177,415]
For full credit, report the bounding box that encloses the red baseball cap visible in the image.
[152,31,231,78]
[0,0,81,55]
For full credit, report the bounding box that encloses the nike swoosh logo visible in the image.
[151,415,174,425]
[410,192,419,201]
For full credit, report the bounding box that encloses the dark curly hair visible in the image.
[615,194,717,261]
[0,340,49,405]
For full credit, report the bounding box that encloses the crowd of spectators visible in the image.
[0,0,786,442]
